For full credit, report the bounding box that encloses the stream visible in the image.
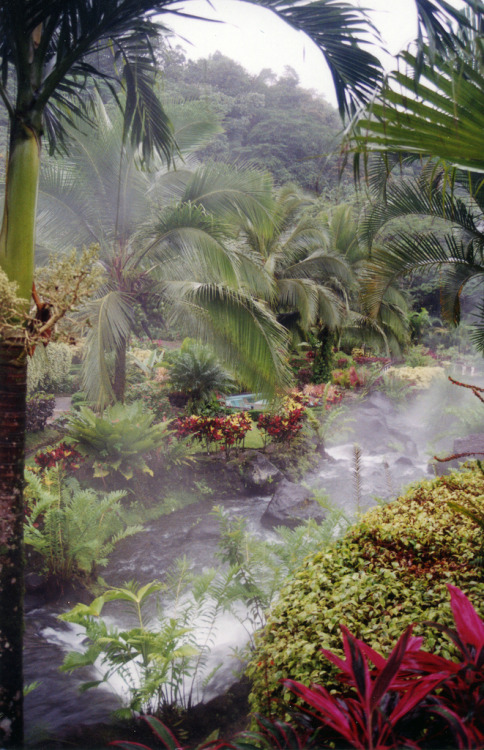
[23,390,446,742]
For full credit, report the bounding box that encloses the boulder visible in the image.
[262,479,326,529]
[241,451,284,492]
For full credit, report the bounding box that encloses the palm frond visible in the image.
[352,46,484,172]
[249,0,382,117]
[470,300,484,353]
[361,231,480,317]
[359,173,482,250]
[277,277,319,330]
[181,164,274,230]
[162,281,291,394]
[80,290,134,408]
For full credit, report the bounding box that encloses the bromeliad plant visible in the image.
[66,400,182,479]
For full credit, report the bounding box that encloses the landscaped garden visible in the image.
[0,2,484,748]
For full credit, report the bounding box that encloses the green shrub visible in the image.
[66,400,180,479]
[125,380,173,421]
[248,467,484,717]
[27,342,73,393]
[404,345,437,368]
[26,393,55,431]
[24,468,142,582]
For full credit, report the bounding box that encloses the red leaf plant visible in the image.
[282,625,446,750]
[281,584,484,749]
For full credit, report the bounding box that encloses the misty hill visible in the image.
[159,48,352,197]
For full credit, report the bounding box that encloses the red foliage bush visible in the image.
[34,442,84,472]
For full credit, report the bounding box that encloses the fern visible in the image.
[24,467,143,582]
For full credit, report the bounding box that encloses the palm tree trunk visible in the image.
[113,340,127,402]
[0,121,40,747]
[0,341,27,749]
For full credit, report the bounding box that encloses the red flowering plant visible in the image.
[257,395,307,446]
[34,442,84,473]
[174,412,252,456]
[302,383,343,408]
[332,366,365,390]
[280,584,484,749]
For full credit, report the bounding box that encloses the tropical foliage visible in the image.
[350,3,483,171]
[249,467,484,715]
[66,400,177,479]
[167,342,234,408]
[109,585,484,748]
[359,164,484,353]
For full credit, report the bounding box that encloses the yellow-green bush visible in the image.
[385,365,445,388]
[248,468,484,716]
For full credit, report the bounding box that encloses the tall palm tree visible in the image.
[238,184,351,334]
[0,3,387,740]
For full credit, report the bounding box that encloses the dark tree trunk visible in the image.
[0,340,26,748]
[113,342,127,403]
[312,324,335,384]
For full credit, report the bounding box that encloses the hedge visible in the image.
[248,467,484,716]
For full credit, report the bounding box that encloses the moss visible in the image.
[248,467,484,716]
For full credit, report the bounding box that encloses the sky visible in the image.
[166,0,421,106]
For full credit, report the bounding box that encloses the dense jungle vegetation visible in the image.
[0,1,483,748]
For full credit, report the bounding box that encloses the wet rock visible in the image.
[241,451,284,492]
[262,479,326,528]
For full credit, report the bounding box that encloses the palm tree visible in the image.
[0,3,387,740]
[358,166,484,351]
[238,184,351,334]
[321,203,409,355]
[38,99,289,406]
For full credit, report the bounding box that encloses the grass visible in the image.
[243,424,265,450]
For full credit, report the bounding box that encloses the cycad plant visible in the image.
[66,400,185,479]
[167,341,234,410]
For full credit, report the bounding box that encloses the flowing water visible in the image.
[23,390,449,741]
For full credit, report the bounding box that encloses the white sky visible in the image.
[166,0,421,106]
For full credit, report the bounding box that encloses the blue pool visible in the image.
[224,393,268,410]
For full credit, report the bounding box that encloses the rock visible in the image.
[432,433,484,476]
[261,479,326,529]
[394,455,415,468]
[240,451,284,492]
[25,572,45,593]
[185,515,221,544]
